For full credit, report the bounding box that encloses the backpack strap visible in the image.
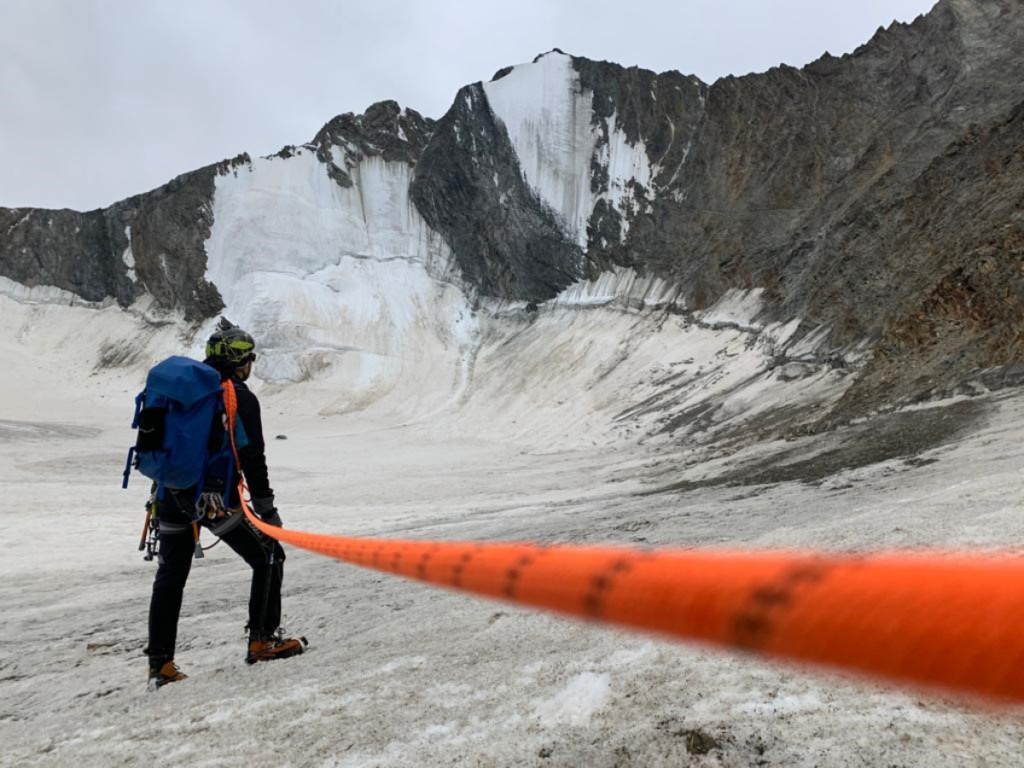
[122,391,147,489]
[122,447,136,490]
[222,452,235,508]
[222,379,251,508]
[130,391,145,429]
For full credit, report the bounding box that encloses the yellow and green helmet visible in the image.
[205,325,256,366]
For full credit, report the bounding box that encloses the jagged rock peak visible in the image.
[811,0,1016,71]
[532,48,567,64]
[4,0,1024,417]
[313,100,435,165]
[308,100,436,189]
[494,48,705,87]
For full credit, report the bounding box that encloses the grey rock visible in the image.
[313,100,435,189]
[776,363,817,382]
[0,154,250,320]
[410,83,584,300]
[0,205,136,306]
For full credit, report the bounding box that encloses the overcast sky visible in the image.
[2,0,938,211]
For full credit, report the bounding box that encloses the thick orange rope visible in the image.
[239,498,1024,704]
[225,382,1024,705]
[222,379,240,464]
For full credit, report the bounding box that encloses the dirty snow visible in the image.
[533,673,611,727]
[0,275,115,308]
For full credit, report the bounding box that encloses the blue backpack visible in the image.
[122,356,247,503]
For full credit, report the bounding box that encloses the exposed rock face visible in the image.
[0,156,243,321]
[312,100,434,187]
[2,0,1023,415]
[0,204,136,306]
[410,83,585,299]
[126,161,225,321]
[696,0,1024,336]
[827,102,1024,420]
[414,0,1024,330]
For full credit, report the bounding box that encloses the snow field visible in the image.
[4,279,1024,766]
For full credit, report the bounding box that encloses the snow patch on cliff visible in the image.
[596,110,654,234]
[482,52,654,248]
[551,267,682,308]
[122,226,136,283]
[699,288,767,331]
[0,275,116,308]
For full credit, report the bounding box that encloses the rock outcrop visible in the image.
[0,155,244,321]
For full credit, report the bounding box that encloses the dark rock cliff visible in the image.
[312,100,434,187]
[409,84,585,299]
[0,155,243,321]
[0,204,136,306]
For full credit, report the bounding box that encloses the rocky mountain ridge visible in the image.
[2,0,1022,420]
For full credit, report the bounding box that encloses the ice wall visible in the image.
[203,149,477,419]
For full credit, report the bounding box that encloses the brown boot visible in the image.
[246,632,307,665]
[147,659,187,691]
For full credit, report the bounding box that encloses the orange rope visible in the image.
[237,492,1024,705]
[222,379,240,466]
[225,375,1024,705]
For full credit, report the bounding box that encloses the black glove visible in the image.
[251,496,283,527]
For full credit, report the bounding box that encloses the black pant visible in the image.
[146,489,285,666]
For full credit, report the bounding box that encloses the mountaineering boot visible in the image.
[246,631,307,664]
[147,659,187,691]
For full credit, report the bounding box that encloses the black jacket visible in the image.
[202,358,273,501]
[232,377,273,500]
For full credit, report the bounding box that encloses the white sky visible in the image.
[1,0,937,212]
